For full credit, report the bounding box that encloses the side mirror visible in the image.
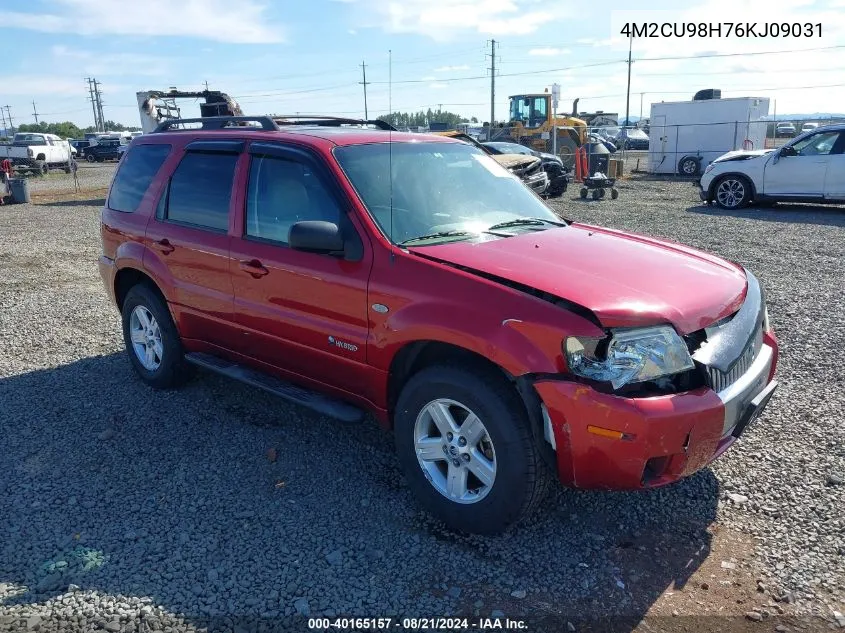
[289,221,345,255]
[779,145,797,157]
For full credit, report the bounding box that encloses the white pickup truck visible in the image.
[0,133,74,174]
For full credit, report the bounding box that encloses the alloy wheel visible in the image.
[129,305,163,371]
[716,178,746,208]
[413,398,497,504]
[681,159,698,175]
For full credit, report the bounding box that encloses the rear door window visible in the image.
[165,152,238,231]
[107,144,172,213]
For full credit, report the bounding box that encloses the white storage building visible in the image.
[648,96,770,176]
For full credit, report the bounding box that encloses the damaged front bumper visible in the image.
[533,271,779,490]
[535,331,777,489]
[518,169,549,195]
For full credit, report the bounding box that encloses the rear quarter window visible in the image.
[108,144,172,213]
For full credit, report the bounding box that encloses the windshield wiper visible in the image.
[398,230,473,246]
[486,217,567,232]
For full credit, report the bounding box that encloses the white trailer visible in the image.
[648,96,770,176]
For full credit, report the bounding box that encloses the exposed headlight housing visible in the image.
[564,326,695,390]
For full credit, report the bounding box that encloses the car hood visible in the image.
[412,223,748,333]
[714,148,774,162]
[491,154,541,170]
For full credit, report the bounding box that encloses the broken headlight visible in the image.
[564,326,695,390]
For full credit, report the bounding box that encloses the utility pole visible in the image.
[624,33,633,127]
[0,106,7,136]
[639,92,644,120]
[359,61,370,120]
[32,101,40,125]
[94,79,105,132]
[203,81,210,91]
[4,106,13,135]
[487,39,496,130]
[86,77,100,132]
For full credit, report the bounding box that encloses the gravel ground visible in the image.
[0,170,843,632]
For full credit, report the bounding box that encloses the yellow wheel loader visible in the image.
[488,92,588,169]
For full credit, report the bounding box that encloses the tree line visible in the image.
[378,109,478,129]
[9,120,139,139]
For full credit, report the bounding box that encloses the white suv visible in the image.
[698,124,845,209]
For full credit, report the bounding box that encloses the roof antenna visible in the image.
[389,48,394,262]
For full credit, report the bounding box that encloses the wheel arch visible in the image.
[113,267,166,312]
[387,341,513,420]
[385,340,556,470]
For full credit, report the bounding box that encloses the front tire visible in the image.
[394,365,551,534]
[121,284,192,389]
[86,154,96,163]
[713,175,752,210]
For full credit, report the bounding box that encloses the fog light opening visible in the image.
[642,456,671,486]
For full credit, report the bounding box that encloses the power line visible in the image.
[550,81,845,103]
[638,65,845,77]
[637,43,845,62]
[221,47,486,90]
[195,43,845,107]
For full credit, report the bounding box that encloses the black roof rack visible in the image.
[152,116,279,133]
[272,115,397,131]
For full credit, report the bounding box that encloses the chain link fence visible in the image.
[587,117,845,177]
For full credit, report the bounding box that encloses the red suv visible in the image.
[100,115,779,534]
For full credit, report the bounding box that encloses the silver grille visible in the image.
[706,325,764,392]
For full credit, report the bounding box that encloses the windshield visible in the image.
[334,141,562,245]
[13,133,45,144]
[509,96,548,129]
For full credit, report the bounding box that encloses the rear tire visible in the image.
[121,284,192,389]
[394,365,551,534]
[678,156,700,176]
[579,187,588,199]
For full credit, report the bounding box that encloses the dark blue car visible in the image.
[82,140,122,163]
